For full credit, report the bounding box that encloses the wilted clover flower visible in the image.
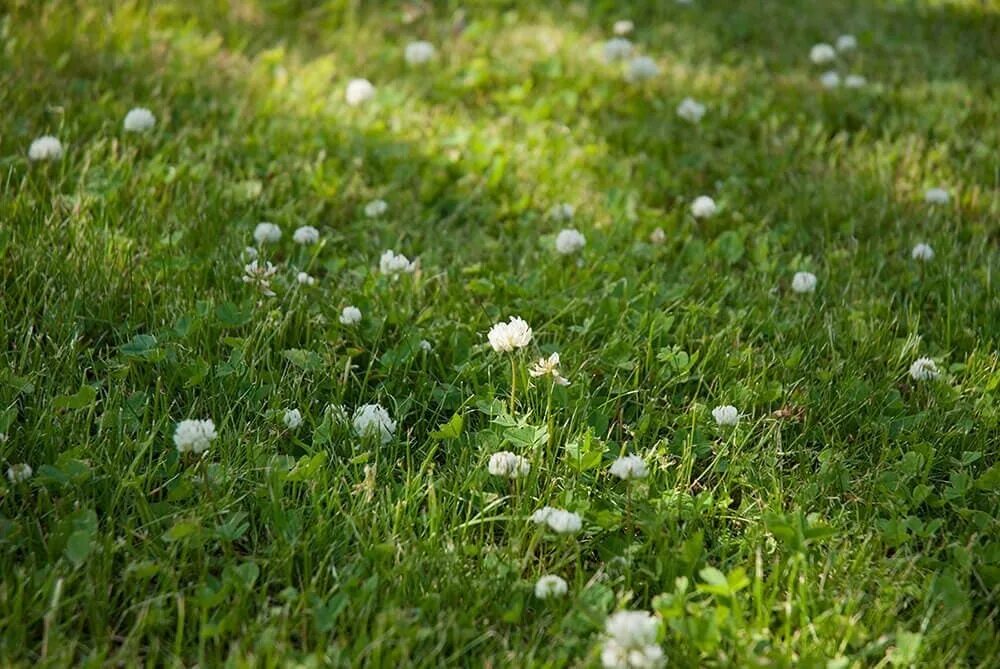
[365,199,388,217]
[253,222,282,244]
[283,408,303,430]
[810,43,837,64]
[909,357,939,381]
[404,41,436,65]
[609,454,648,480]
[123,107,156,132]
[626,56,659,81]
[530,506,583,534]
[712,405,739,427]
[28,136,63,161]
[173,419,217,455]
[487,451,531,478]
[601,610,664,669]
[534,575,568,599]
[690,196,717,219]
[293,225,320,245]
[912,243,934,261]
[676,97,706,123]
[488,317,533,353]
[379,250,417,276]
[836,34,858,52]
[345,78,376,106]
[791,271,817,294]
[340,306,362,325]
[6,463,33,484]
[924,187,950,205]
[555,229,586,255]
[242,260,278,297]
[529,352,570,386]
[820,71,841,89]
[603,37,633,62]
[352,404,396,444]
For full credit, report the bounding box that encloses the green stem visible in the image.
[509,355,517,414]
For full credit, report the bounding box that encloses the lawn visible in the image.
[1,0,998,666]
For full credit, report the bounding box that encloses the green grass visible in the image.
[1,0,998,666]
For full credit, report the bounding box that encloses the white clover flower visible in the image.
[601,640,665,669]
[404,40,436,65]
[712,405,739,427]
[603,37,633,62]
[173,419,217,455]
[609,454,648,480]
[690,196,717,219]
[293,225,320,245]
[242,260,278,297]
[626,56,659,82]
[283,408,303,430]
[649,228,666,245]
[909,357,939,381]
[243,246,259,260]
[253,222,282,244]
[791,271,817,294]
[602,610,663,669]
[379,250,418,276]
[529,352,570,386]
[549,202,575,221]
[676,97,706,123]
[487,316,533,353]
[365,199,388,217]
[6,463,33,484]
[555,229,586,255]
[123,107,156,132]
[346,78,376,106]
[810,43,837,64]
[534,575,568,599]
[911,243,934,261]
[531,507,582,534]
[340,306,362,325]
[820,71,841,89]
[924,187,950,205]
[296,271,316,285]
[836,34,858,52]
[613,20,634,35]
[28,136,63,161]
[844,74,867,88]
[352,403,396,444]
[419,339,432,352]
[488,451,531,478]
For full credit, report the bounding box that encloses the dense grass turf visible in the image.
[1,0,998,666]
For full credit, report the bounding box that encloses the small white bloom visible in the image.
[345,78,376,106]
[340,306,362,325]
[6,463,32,484]
[364,199,388,217]
[293,225,320,245]
[173,419,217,455]
[810,43,837,64]
[487,316,533,353]
[924,187,950,205]
[28,136,63,161]
[529,352,570,386]
[404,40,436,65]
[123,107,156,132]
[844,74,867,88]
[649,228,666,245]
[555,229,586,255]
[676,97,706,123]
[820,71,841,89]
[911,243,934,261]
[690,196,717,219]
[626,56,659,82]
[601,640,665,669]
[253,222,282,244]
[530,506,583,534]
[488,451,531,478]
[712,405,739,427]
[243,246,259,260]
[283,408,303,430]
[836,34,858,52]
[242,260,278,297]
[549,202,575,221]
[613,20,634,35]
[534,575,568,599]
[352,403,396,444]
[603,37,633,62]
[419,339,432,352]
[379,250,418,276]
[296,271,316,285]
[604,610,661,649]
[791,271,817,294]
[909,357,939,381]
[609,454,648,480]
